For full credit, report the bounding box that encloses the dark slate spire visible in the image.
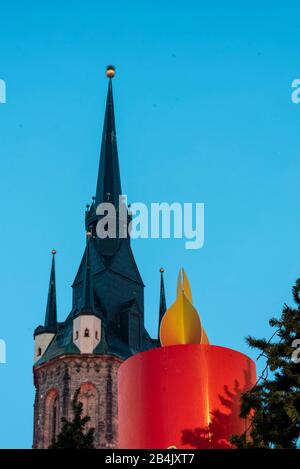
[95,66,122,207]
[44,250,57,329]
[158,267,167,339]
[40,67,154,363]
[80,232,94,314]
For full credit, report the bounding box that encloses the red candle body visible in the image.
[118,344,256,449]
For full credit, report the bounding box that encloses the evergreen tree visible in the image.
[231,279,300,449]
[49,388,95,449]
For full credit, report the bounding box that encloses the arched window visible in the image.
[79,382,97,430]
[52,396,58,443]
[84,328,90,337]
[75,331,79,340]
[95,330,98,340]
[44,389,59,448]
[37,347,42,356]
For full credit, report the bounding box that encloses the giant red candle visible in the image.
[118,344,256,449]
[118,269,257,449]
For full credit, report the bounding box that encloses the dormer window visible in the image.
[75,331,79,340]
[84,328,90,337]
[37,347,42,356]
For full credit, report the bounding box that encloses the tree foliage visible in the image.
[49,388,95,449]
[231,279,300,449]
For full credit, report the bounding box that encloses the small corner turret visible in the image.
[34,250,57,363]
[72,232,101,353]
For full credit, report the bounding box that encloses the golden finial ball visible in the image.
[86,231,92,237]
[160,267,165,273]
[51,249,57,255]
[106,65,115,78]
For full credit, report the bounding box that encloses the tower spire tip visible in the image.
[106,65,116,78]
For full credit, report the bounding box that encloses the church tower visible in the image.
[33,67,157,448]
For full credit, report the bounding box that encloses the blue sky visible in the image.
[1,1,300,448]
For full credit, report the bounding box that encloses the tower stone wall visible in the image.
[33,354,121,448]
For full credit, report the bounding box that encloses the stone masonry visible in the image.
[33,354,121,448]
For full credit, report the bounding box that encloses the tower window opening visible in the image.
[84,328,90,337]
[95,330,98,340]
[52,396,58,442]
[75,331,79,340]
[37,347,42,356]
[128,314,140,349]
[79,383,97,430]
[44,389,59,448]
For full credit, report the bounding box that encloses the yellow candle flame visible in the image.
[160,268,209,346]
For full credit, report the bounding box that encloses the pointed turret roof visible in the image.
[79,233,94,314]
[44,249,57,329]
[158,267,167,339]
[95,66,121,207]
